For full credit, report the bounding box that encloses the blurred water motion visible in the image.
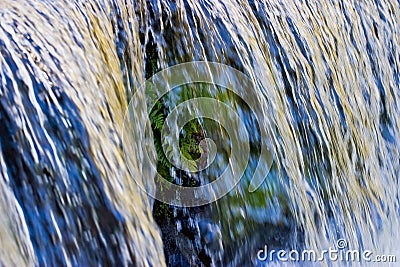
[1,0,399,266]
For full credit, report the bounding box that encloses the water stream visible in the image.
[1,0,399,266]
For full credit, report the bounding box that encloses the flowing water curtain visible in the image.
[1,0,400,266]
[142,0,400,264]
[0,168,35,266]
[0,1,165,266]
[257,0,400,255]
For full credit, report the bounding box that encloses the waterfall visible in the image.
[1,0,399,266]
[0,1,164,266]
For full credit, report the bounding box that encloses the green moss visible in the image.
[149,99,205,179]
[146,46,206,219]
[149,97,205,220]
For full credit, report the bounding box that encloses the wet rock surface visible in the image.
[154,201,302,267]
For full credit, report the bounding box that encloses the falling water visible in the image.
[0,1,164,266]
[1,0,400,266]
